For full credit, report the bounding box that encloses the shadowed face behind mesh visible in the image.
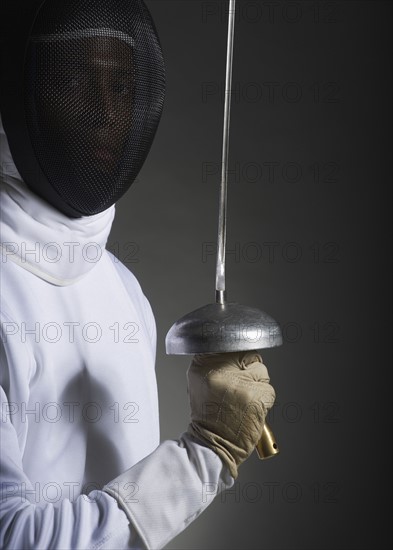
[29,35,135,202]
[22,0,165,216]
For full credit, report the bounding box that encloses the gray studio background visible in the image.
[109,1,392,549]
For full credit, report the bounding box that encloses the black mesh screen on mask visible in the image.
[23,0,165,216]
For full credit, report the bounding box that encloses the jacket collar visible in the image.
[0,117,115,286]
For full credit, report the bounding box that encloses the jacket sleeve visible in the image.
[0,382,144,550]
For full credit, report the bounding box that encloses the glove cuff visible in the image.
[187,422,242,480]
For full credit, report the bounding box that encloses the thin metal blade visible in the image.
[216,0,236,305]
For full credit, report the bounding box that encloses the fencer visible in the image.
[0,1,276,548]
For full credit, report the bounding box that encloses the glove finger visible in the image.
[256,382,276,412]
[191,352,239,370]
[191,351,263,372]
[239,351,263,369]
[238,360,271,383]
[187,356,272,395]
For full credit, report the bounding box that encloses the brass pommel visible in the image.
[256,422,280,460]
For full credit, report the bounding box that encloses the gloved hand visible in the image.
[187,351,276,479]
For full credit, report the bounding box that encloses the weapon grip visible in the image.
[256,421,279,460]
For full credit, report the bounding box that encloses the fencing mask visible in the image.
[1,0,165,217]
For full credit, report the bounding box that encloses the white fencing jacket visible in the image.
[0,120,232,549]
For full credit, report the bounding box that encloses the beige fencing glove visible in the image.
[187,351,276,479]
